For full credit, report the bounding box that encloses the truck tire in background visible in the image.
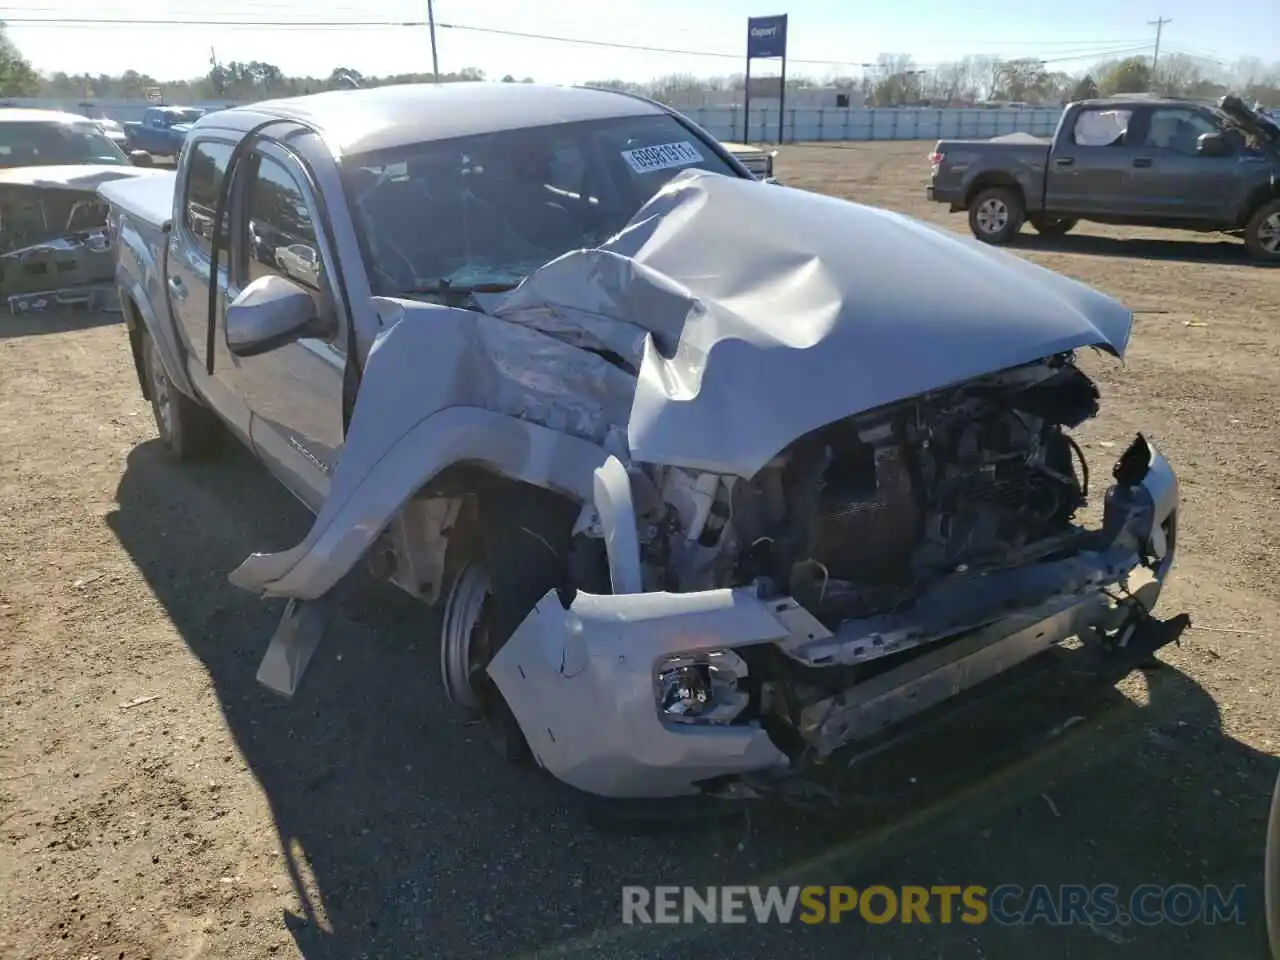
[1030,216,1078,238]
[967,186,1025,245]
[1243,198,1280,264]
[141,332,221,460]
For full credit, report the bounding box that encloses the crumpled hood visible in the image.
[481,168,1132,478]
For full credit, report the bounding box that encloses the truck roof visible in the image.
[194,82,667,157]
[1076,95,1215,110]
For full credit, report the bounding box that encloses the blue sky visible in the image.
[4,0,1277,83]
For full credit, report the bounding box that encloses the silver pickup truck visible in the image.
[99,82,1182,802]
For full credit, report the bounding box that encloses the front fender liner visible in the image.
[228,406,611,600]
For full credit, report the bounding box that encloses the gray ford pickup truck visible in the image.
[97,82,1182,803]
[928,94,1280,261]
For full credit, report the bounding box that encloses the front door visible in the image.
[1128,106,1240,220]
[225,141,347,511]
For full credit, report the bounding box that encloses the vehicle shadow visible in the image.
[1015,231,1270,266]
[0,306,121,339]
[106,440,1278,960]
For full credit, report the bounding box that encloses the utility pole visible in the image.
[427,0,440,81]
[1148,16,1172,82]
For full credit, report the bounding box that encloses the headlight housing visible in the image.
[654,649,750,724]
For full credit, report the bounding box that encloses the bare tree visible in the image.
[1154,53,1203,96]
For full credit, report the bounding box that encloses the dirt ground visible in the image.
[1,140,1277,960]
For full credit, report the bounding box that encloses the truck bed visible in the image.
[929,137,1050,211]
[98,170,178,231]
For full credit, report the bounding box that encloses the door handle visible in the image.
[1132,158,1153,168]
[167,276,187,302]
[1053,156,1075,168]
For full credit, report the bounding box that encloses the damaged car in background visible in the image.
[0,109,161,314]
[98,83,1182,803]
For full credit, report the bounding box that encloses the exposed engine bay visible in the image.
[638,354,1101,628]
[0,185,118,313]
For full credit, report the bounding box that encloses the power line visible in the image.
[0,14,1163,74]
[0,16,426,27]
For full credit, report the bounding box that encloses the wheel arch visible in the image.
[964,171,1025,209]
[121,294,151,402]
[227,406,612,603]
[1238,182,1280,229]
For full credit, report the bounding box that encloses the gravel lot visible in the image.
[1,140,1277,959]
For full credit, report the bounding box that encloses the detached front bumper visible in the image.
[488,437,1179,800]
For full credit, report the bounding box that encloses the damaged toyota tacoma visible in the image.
[99,83,1181,801]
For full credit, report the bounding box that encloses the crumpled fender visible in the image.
[229,298,626,601]
[229,406,610,599]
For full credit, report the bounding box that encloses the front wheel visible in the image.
[141,333,221,460]
[1030,216,1078,238]
[1243,199,1280,263]
[967,186,1025,245]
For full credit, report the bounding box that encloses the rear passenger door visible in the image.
[1044,106,1144,217]
[226,140,346,511]
[167,135,252,439]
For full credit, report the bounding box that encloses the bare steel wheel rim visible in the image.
[440,562,490,715]
[147,341,174,439]
[1258,213,1280,254]
[976,198,1009,234]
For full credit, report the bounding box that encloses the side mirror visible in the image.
[1196,132,1230,157]
[225,275,318,357]
[129,150,154,167]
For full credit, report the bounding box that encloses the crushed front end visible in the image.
[488,354,1179,799]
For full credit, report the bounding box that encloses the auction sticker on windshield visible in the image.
[621,141,704,174]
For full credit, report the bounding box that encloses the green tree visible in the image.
[0,22,38,96]
[1099,56,1152,95]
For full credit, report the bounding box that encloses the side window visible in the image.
[1143,108,1220,154]
[1070,109,1133,147]
[182,140,232,256]
[244,154,335,339]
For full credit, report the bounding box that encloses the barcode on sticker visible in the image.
[621,141,704,174]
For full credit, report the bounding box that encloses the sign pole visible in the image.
[745,14,789,147]
[777,48,787,144]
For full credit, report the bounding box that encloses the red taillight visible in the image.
[929,151,945,165]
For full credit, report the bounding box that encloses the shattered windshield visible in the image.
[0,120,130,169]
[340,114,740,299]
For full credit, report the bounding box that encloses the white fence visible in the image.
[2,96,1062,144]
[687,105,1063,143]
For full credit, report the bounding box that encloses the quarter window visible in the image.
[182,140,232,256]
